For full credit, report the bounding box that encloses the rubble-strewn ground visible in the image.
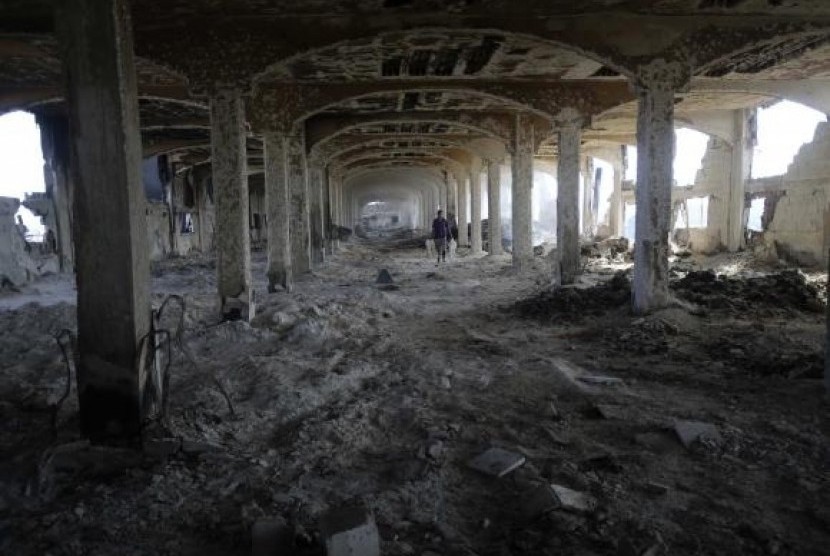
[1,240,828,556]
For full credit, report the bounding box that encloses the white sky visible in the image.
[624,103,827,183]
[752,100,827,178]
[0,111,45,238]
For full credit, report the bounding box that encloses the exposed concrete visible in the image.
[609,150,625,237]
[56,0,151,443]
[0,197,37,286]
[37,113,75,273]
[308,160,326,266]
[727,109,753,252]
[557,116,582,285]
[470,163,483,255]
[289,133,311,274]
[457,172,469,247]
[264,132,293,292]
[210,89,254,321]
[487,159,503,255]
[632,62,684,314]
[511,114,534,269]
[756,121,830,266]
[582,155,596,238]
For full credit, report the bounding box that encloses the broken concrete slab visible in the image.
[593,403,625,420]
[252,516,293,556]
[577,374,624,386]
[524,483,597,519]
[550,484,597,514]
[674,420,723,448]
[376,269,394,284]
[522,484,559,521]
[320,504,380,556]
[468,447,526,478]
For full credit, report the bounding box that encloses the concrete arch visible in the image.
[251,27,634,86]
[692,29,830,80]
[307,115,512,153]
[320,136,482,164]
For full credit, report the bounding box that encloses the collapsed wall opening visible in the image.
[752,100,827,179]
[0,111,46,241]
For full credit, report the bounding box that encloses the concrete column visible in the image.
[727,108,752,251]
[512,113,534,269]
[288,134,311,273]
[447,175,458,224]
[487,159,503,255]
[323,168,333,256]
[470,165,483,254]
[210,89,253,321]
[332,171,343,248]
[582,156,596,237]
[632,74,680,313]
[557,118,582,285]
[56,0,151,443]
[37,113,75,272]
[264,132,292,292]
[308,160,325,266]
[610,148,625,237]
[457,173,469,246]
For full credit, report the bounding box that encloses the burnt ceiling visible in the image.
[1,0,830,181]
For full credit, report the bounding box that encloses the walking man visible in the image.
[432,209,451,265]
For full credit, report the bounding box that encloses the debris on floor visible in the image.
[468,447,527,478]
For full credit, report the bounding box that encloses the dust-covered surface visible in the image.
[0,242,828,555]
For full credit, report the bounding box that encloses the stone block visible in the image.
[320,504,380,556]
[550,484,597,513]
[674,420,722,448]
[468,447,526,478]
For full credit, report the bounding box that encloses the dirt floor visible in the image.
[0,239,828,555]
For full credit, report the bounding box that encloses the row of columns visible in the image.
[57,0,685,443]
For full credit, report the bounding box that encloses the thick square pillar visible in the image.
[487,160,503,255]
[609,148,625,237]
[457,173,469,247]
[632,78,678,313]
[323,169,334,256]
[511,114,534,269]
[470,166,483,254]
[288,135,311,274]
[210,89,254,321]
[727,108,752,251]
[557,119,582,285]
[308,161,326,266]
[264,132,292,292]
[447,175,458,230]
[57,0,151,443]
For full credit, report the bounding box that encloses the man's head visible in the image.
[437,210,443,217]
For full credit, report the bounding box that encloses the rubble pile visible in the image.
[673,269,825,314]
[513,271,630,321]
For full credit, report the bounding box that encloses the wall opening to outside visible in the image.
[674,196,709,229]
[623,127,709,187]
[532,170,557,244]
[752,100,827,178]
[747,197,765,232]
[0,111,46,240]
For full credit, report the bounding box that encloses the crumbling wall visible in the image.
[669,136,732,253]
[759,121,830,266]
[146,202,172,261]
[0,197,39,286]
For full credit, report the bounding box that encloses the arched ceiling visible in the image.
[262,30,612,82]
[2,0,830,200]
